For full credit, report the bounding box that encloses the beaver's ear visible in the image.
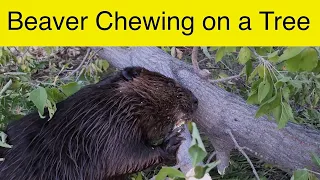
[121,67,143,81]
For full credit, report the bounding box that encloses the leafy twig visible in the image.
[226,129,260,180]
[249,47,268,64]
[84,47,103,67]
[74,48,103,81]
[249,47,283,80]
[62,48,91,80]
[53,65,66,84]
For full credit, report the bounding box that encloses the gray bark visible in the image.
[95,47,320,174]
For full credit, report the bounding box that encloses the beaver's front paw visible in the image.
[159,126,185,166]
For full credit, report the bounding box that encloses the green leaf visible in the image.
[194,161,220,179]
[289,80,303,89]
[272,105,282,123]
[134,172,143,180]
[46,99,56,120]
[96,60,109,71]
[225,47,237,53]
[292,169,309,180]
[61,82,82,97]
[0,131,12,148]
[30,87,47,116]
[248,64,264,82]
[312,61,320,73]
[161,47,171,52]
[209,47,218,51]
[256,47,271,56]
[279,76,292,83]
[278,108,289,128]
[155,167,185,180]
[238,47,251,64]
[215,47,226,62]
[285,48,318,72]
[257,65,265,78]
[278,102,294,128]
[267,50,279,62]
[311,153,320,168]
[194,166,206,179]
[247,91,259,105]
[46,87,66,103]
[262,73,274,104]
[283,102,294,120]
[245,60,253,80]
[282,86,290,102]
[189,122,207,166]
[258,80,271,103]
[279,47,305,61]
[247,79,263,104]
[201,47,213,60]
[189,145,207,167]
[255,92,281,118]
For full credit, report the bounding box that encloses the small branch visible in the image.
[89,48,103,60]
[248,47,270,65]
[227,129,260,180]
[306,169,320,176]
[206,151,217,164]
[249,47,284,81]
[191,47,211,79]
[191,47,200,72]
[62,48,91,80]
[3,72,27,76]
[209,74,241,84]
[202,67,229,70]
[53,66,66,84]
[219,61,235,74]
[84,47,103,67]
[73,48,103,81]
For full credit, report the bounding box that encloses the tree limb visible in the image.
[94,47,320,175]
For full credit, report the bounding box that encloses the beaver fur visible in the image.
[0,66,198,180]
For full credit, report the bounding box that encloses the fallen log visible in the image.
[95,47,320,175]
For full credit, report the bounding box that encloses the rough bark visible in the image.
[95,47,320,174]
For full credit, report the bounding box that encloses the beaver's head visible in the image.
[97,66,198,144]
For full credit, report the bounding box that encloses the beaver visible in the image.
[0,66,198,180]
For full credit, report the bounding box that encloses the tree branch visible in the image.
[62,48,91,80]
[94,47,320,175]
[191,47,200,72]
[209,74,241,84]
[227,129,260,180]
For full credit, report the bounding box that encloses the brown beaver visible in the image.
[0,66,198,180]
